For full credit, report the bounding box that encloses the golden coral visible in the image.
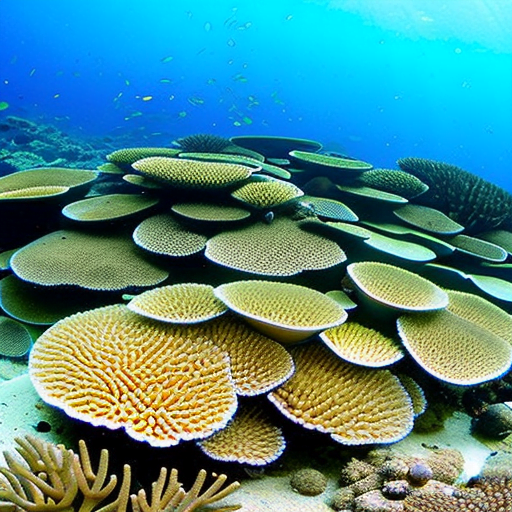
[133,214,208,257]
[191,313,295,396]
[128,283,228,324]
[215,280,348,344]
[320,322,404,368]
[397,309,512,385]
[132,157,252,189]
[0,435,241,512]
[347,261,449,311]
[205,217,346,277]
[10,230,169,291]
[29,305,238,447]
[269,343,414,445]
[231,175,304,209]
[197,404,286,466]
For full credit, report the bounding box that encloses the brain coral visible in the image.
[29,305,238,447]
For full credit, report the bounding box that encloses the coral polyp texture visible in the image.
[133,213,208,256]
[356,168,429,198]
[269,343,414,445]
[397,309,512,385]
[215,280,348,343]
[174,133,232,153]
[191,313,295,396]
[10,230,169,290]
[132,156,253,188]
[29,305,238,447]
[320,322,404,367]
[347,261,449,311]
[197,404,286,466]
[205,216,346,276]
[397,156,512,233]
[404,476,512,511]
[127,283,228,324]
[231,175,304,209]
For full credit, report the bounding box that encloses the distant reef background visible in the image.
[0,116,131,174]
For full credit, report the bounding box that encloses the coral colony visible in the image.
[1,130,512,510]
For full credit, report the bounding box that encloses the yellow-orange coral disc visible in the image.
[191,313,295,396]
[198,404,286,465]
[269,343,414,445]
[29,305,237,447]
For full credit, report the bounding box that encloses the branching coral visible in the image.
[0,436,240,512]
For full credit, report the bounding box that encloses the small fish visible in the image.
[29,68,36,76]
[142,96,153,101]
[53,93,60,99]
[232,73,247,83]
[206,78,216,85]
[113,92,123,102]
[0,101,9,111]
[285,14,293,21]
[196,47,206,55]
[188,96,204,106]
[178,111,187,118]
[227,38,236,47]
[169,95,175,100]
[237,22,252,30]
[125,79,130,86]
[271,91,284,105]
[124,111,143,120]
[233,120,241,126]
[224,8,237,25]
[227,59,234,65]
[242,116,252,125]
[160,79,172,83]
[161,56,174,63]
[204,22,212,32]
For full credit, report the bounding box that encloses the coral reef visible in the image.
[0,116,109,174]
[0,435,240,511]
[330,446,466,511]
[0,130,511,480]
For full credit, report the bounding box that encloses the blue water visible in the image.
[1,0,511,191]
